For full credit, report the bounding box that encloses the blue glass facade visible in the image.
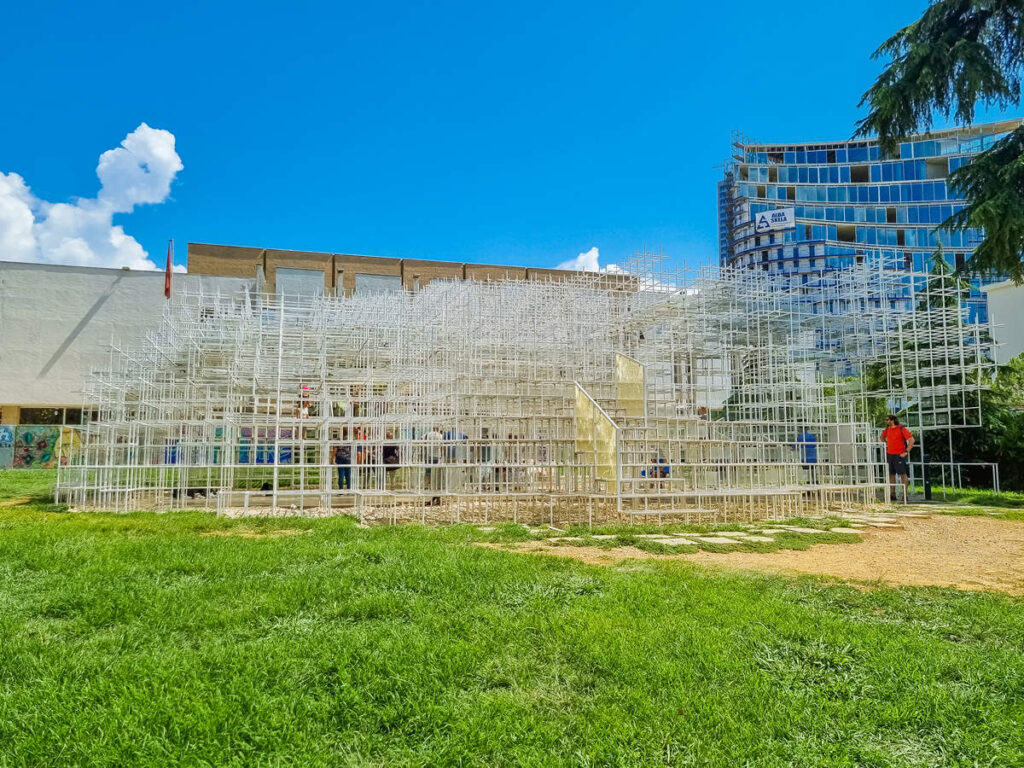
[718,120,1024,322]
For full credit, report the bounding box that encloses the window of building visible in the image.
[850,165,869,183]
[276,268,325,297]
[926,157,948,180]
[354,274,402,295]
[19,408,65,425]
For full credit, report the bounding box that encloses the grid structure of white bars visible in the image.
[56,253,991,525]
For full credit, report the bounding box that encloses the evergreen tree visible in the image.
[857,0,1024,282]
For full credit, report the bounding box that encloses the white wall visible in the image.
[982,281,1024,365]
[0,262,251,406]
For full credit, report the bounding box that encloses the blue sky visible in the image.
[0,0,1005,272]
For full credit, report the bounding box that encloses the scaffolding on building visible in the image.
[56,253,992,524]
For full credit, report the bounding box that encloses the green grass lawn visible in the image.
[911,483,1024,515]
[1,471,1022,767]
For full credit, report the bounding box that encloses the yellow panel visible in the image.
[594,411,618,487]
[615,354,644,419]
[58,427,82,465]
[577,384,618,491]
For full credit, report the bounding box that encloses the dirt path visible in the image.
[491,515,1024,595]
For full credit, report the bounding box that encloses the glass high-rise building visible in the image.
[717,119,1023,322]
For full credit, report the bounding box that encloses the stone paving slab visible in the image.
[829,527,862,534]
[744,536,776,543]
[779,526,829,534]
[649,538,697,546]
[588,534,618,540]
[695,536,743,544]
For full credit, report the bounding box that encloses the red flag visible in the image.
[164,239,173,299]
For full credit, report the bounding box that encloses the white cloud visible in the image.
[0,123,182,270]
[555,246,632,275]
[556,246,602,271]
[554,245,681,293]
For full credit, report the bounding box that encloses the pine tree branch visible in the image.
[854,0,1024,155]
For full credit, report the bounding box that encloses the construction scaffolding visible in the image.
[56,253,991,524]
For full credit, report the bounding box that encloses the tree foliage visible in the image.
[856,0,1024,152]
[856,0,1024,282]
[945,125,1024,282]
[948,352,1024,489]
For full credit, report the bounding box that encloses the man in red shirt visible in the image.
[881,415,914,503]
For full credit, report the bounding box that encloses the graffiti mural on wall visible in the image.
[12,426,61,469]
[0,425,14,468]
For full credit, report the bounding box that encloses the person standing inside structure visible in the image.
[423,426,443,504]
[333,428,351,491]
[382,431,400,489]
[880,415,914,502]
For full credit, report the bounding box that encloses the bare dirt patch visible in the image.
[200,529,309,539]
[488,515,1024,595]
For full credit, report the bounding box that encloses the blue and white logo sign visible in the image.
[753,208,795,233]
[0,425,13,468]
